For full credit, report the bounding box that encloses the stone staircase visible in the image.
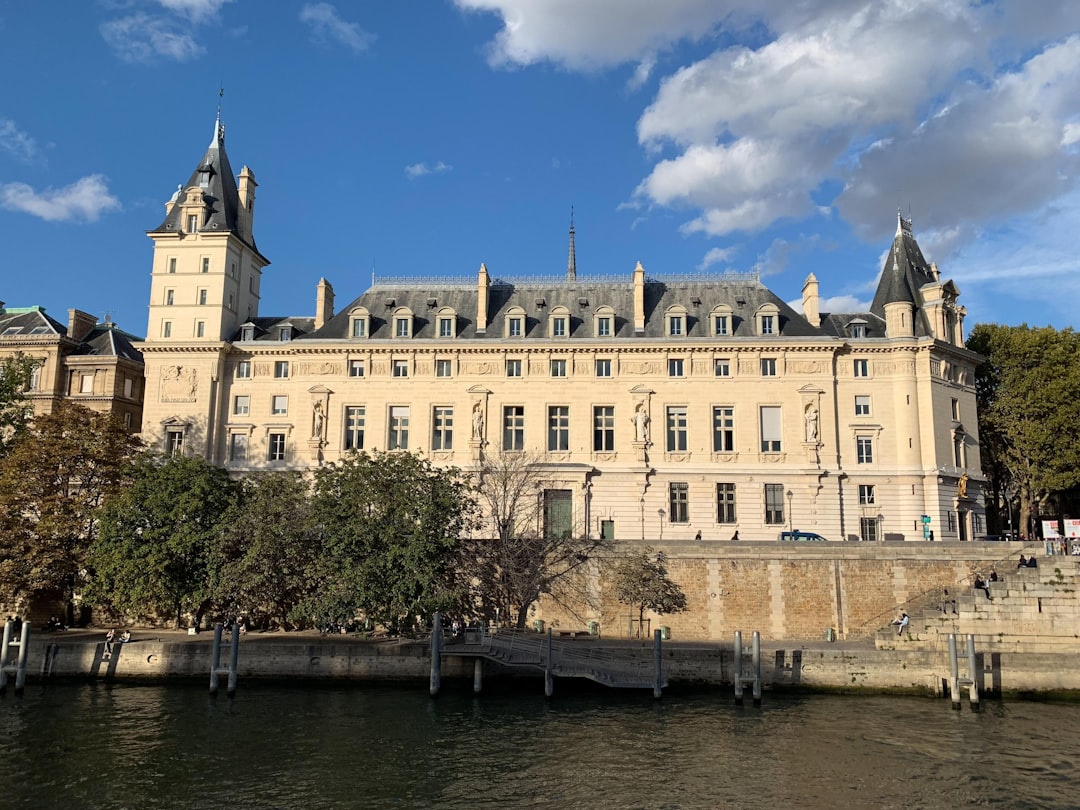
[876,557,1080,653]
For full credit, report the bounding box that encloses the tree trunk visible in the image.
[515,603,530,630]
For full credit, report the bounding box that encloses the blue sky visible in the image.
[2,0,1079,336]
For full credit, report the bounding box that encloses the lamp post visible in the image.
[786,489,794,533]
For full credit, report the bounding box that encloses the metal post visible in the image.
[14,622,29,694]
[653,628,663,699]
[966,634,979,710]
[429,612,442,697]
[947,633,960,709]
[227,623,240,696]
[544,627,554,697]
[0,621,12,691]
[734,630,744,704]
[751,630,762,706]
[473,658,483,694]
[210,622,223,694]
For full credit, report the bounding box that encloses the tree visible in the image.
[968,324,1080,537]
[0,401,141,621]
[465,452,613,629]
[614,547,687,637]
[301,451,477,632]
[210,472,319,629]
[87,454,237,628]
[0,353,35,458]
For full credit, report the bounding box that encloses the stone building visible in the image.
[137,119,985,543]
[0,303,144,431]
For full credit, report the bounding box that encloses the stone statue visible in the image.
[312,400,324,438]
[472,403,484,440]
[804,404,818,442]
[633,403,650,443]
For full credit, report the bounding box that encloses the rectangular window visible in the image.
[947,511,956,532]
[351,319,367,338]
[595,359,612,377]
[668,482,689,523]
[438,318,453,338]
[229,433,247,463]
[860,517,879,542]
[230,262,237,279]
[712,406,735,452]
[550,359,567,378]
[506,359,522,377]
[760,406,782,452]
[859,484,875,505]
[717,483,736,523]
[951,398,960,420]
[669,315,684,336]
[761,315,775,335]
[714,315,729,336]
[761,358,777,376]
[228,293,234,310]
[165,429,184,455]
[165,289,175,306]
[234,395,250,416]
[552,317,567,337]
[668,358,684,377]
[168,257,177,274]
[188,214,198,233]
[240,325,254,342]
[714,359,730,377]
[548,406,569,451]
[124,377,134,398]
[163,321,172,338]
[597,317,612,337]
[349,359,365,378]
[395,318,410,338]
[236,360,251,379]
[855,395,871,416]
[593,406,614,452]
[196,321,205,338]
[268,432,286,462]
[279,327,291,341]
[508,317,523,337]
[389,405,410,450]
[80,374,94,394]
[201,257,210,274]
[392,360,409,378]
[272,395,288,416]
[765,483,785,525]
[436,359,452,377]
[432,406,454,451]
[344,406,365,450]
[857,436,874,464]
[503,405,525,451]
[854,359,869,377]
[274,361,289,379]
[666,406,688,452]
[198,289,208,305]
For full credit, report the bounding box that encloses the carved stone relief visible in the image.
[160,365,197,402]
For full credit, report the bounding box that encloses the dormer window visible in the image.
[665,305,688,337]
[279,327,292,342]
[240,325,255,342]
[393,307,414,338]
[505,306,526,338]
[710,305,733,336]
[349,307,370,339]
[593,305,615,338]
[436,307,457,339]
[548,306,570,339]
[755,303,780,336]
[847,318,868,339]
[187,214,199,233]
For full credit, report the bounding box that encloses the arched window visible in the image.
[665,305,688,337]
[349,306,371,339]
[436,307,457,339]
[548,306,571,339]
[755,303,780,336]
[710,305,733,337]
[593,305,615,338]
[504,306,526,338]
[393,307,414,339]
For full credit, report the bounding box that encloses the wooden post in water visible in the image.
[473,659,483,694]
[544,627,554,697]
[653,628,663,699]
[966,634,979,710]
[751,631,762,706]
[210,623,223,695]
[429,612,442,697]
[948,633,961,709]
[227,623,240,696]
[734,630,744,705]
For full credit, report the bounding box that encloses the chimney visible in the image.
[632,261,646,335]
[801,273,820,327]
[315,278,335,330]
[476,263,490,335]
[67,309,98,342]
[238,166,257,239]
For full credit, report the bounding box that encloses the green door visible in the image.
[544,489,573,539]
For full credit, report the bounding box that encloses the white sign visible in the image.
[1042,519,1062,539]
[1064,519,1080,538]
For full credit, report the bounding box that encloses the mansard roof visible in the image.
[77,325,144,362]
[149,117,255,249]
[0,306,143,361]
[870,213,938,336]
[818,312,887,339]
[0,306,65,337]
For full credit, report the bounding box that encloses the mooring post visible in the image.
[14,622,29,694]
[473,658,483,694]
[227,623,240,696]
[429,612,442,697]
[947,633,960,709]
[966,634,979,710]
[751,630,762,706]
[209,622,223,694]
[734,630,744,705]
[544,627,554,697]
[0,620,12,692]
[653,628,663,698]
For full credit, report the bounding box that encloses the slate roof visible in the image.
[0,307,65,337]
[148,118,257,251]
[818,312,887,340]
[301,273,824,341]
[230,317,318,342]
[77,325,145,362]
[0,307,143,362]
[870,214,939,337]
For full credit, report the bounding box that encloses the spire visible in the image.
[566,207,577,282]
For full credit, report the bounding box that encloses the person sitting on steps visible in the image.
[892,612,910,636]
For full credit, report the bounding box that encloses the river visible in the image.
[1,682,1078,808]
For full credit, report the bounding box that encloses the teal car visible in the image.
[779,530,828,542]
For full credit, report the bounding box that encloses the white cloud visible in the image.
[154,0,233,22]
[698,246,736,269]
[0,175,121,223]
[299,3,375,54]
[405,161,453,179]
[0,119,37,163]
[627,56,656,92]
[100,13,203,62]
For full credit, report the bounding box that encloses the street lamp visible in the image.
[786,489,794,532]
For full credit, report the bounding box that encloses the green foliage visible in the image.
[614,547,688,633]
[211,472,317,629]
[0,353,34,458]
[299,451,478,632]
[88,453,237,627]
[0,401,141,612]
[968,324,1080,534]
